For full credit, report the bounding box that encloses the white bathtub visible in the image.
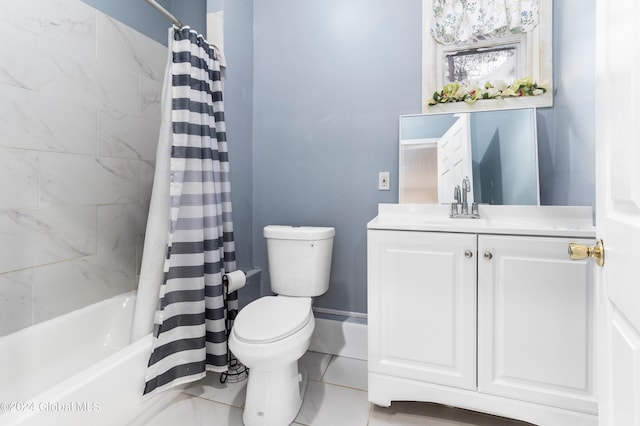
[0,292,183,425]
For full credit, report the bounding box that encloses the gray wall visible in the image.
[537,0,596,207]
[218,0,255,295]
[252,0,421,314]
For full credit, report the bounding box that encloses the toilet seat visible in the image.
[233,296,313,344]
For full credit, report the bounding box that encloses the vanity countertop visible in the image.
[368,204,596,238]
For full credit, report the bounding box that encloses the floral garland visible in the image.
[427,77,547,107]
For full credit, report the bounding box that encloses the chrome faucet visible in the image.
[461,177,470,215]
[450,176,480,219]
[451,185,462,216]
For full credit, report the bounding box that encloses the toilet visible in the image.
[228,225,335,426]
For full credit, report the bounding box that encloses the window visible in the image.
[443,43,519,84]
[422,0,552,113]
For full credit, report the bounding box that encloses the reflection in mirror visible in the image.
[399,108,540,205]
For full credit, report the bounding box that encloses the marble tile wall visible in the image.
[0,0,166,336]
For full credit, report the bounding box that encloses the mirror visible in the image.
[399,108,539,205]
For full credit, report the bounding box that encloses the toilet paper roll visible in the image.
[223,270,246,293]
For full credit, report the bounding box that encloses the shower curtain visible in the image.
[142,26,238,395]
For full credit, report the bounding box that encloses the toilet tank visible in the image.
[264,226,335,297]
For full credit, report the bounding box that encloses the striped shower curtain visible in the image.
[143,27,237,395]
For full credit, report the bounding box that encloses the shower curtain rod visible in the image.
[144,0,183,28]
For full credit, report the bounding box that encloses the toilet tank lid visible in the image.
[264,225,335,240]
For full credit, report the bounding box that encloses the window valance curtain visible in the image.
[431,0,539,45]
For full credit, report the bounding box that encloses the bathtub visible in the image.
[0,292,183,425]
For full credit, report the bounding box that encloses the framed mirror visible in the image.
[399,108,540,205]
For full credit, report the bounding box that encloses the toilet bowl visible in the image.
[229,296,314,426]
[228,225,334,426]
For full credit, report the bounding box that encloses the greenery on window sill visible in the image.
[426,77,548,108]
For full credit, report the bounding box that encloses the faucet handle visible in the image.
[462,176,470,193]
[450,202,460,217]
[454,185,461,203]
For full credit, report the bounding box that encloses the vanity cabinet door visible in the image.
[368,230,477,390]
[477,235,597,414]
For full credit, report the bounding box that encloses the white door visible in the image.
[594,0,640,424]
[437,113,473,203]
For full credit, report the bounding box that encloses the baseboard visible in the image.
[309,317,368,360]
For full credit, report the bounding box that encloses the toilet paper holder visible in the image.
[221,270,249,384]
[222,269,247,293]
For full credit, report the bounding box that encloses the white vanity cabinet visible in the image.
[477,235,596,415]
[367,230,477,390]
[367,205,598,426]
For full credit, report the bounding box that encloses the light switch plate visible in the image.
[378,172,390,190]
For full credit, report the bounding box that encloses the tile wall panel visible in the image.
[0,0,165,335]
[0,0,97,56]
[98,109,160,161]
[0,207,97,274]
[40,154,140,206]
[0,84,97,154]
[0,149,39,210]
[32,247,137,323]
[97,203,146,254]
[0,270,33,336]
[0,23,39,90]
[140,76,164,122]
[97,14,167,82]
[39,43,141,115]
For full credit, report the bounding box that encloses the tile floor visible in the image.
[144,351,532,426]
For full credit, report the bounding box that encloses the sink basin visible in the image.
[420,217,542,229]
[422,217,548,228]
[369,204,596,237]
[421,217,485,226]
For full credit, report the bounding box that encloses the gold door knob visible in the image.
[568,239,605,267]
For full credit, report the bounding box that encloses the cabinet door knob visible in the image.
[484,251,493,260]
[464,250,473,258]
